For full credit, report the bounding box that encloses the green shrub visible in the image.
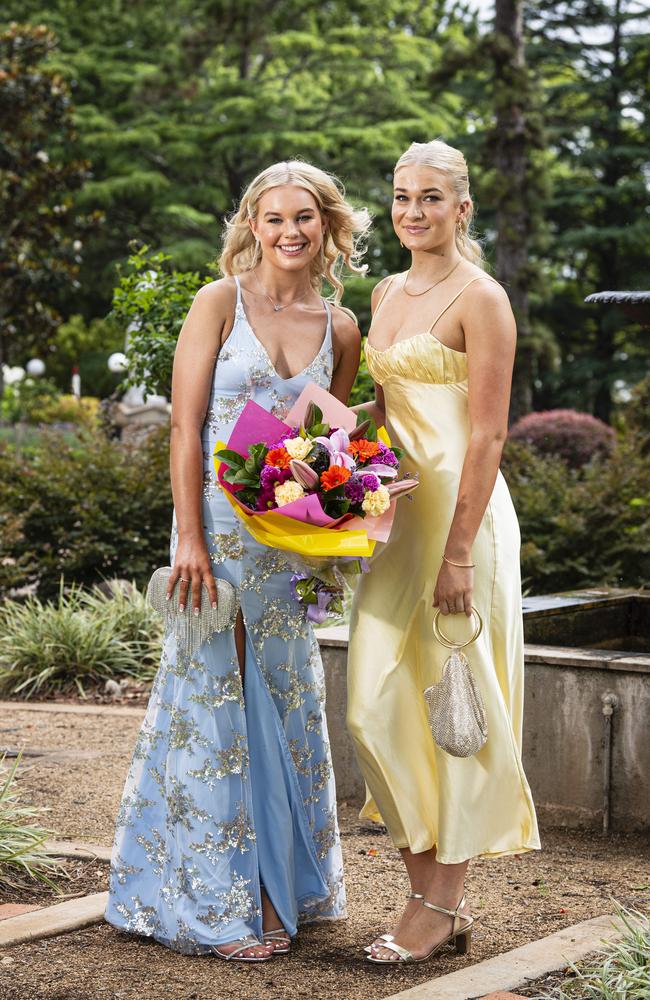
[46,314,124,398]
[0,754,61,890]
[0,377,60,424]
[0,426,172,599]
[0,582,162,698]
[111,243,205,398]
[503,432,650,593]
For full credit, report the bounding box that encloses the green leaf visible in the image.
[215,449,246,469]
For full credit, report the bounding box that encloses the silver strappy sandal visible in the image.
[262,928,291,955]
[213,935,274,962]
[366,894,473,965]
[363,891,424,954]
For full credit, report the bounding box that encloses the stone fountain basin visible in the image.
[523,590,650,655]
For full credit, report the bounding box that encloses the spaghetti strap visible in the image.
[426,276,495,335]
[373,275,396,316]
[322,298,333,347]
[234,274,242,308]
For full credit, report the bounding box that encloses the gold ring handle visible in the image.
[432,608,483,649]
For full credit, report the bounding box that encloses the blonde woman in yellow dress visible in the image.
[347,140,540,965]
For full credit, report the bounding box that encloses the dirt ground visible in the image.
[1,704,649,1000]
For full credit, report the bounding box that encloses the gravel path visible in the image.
[2,704,649,1000]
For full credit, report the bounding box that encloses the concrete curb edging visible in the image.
[43,840,112,862]
[0,892,108,947]
[382,913,622,1000]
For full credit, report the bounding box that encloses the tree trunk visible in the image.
[493,0,533,421]
[592,0,624,424]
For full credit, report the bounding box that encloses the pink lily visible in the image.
[386,478,419,498]
[290,459,319,490]
[314,429,356,470]
[361,463,398,479]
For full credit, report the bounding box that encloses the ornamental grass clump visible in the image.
[0,581,162,699]
[509,409,616,467]
[533,903,649,999]
[0,754,61,891]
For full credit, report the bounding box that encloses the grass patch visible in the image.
[0,580,162,698]
[532,904,649,999]
[0,754,62,891]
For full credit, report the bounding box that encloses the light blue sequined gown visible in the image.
[105,277,346,952]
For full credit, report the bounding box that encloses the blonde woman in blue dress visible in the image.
[347,140,540,965]
[106,162,368,962]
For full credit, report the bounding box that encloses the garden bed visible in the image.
[2,857,109,908]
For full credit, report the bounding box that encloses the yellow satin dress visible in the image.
[347,276,540,864]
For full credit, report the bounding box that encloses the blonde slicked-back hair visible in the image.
[219,160,371,303]
[395,140,485,268]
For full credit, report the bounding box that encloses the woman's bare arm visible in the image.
[350,276,391,424]
[434,279,516,615]
[329,306,362,403]
[168,280,234,612]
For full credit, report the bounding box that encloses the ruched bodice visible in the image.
[365,331,468,386]
[347,273,540,863]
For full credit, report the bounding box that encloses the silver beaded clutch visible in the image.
[146,567,239,659]
[423,609,488,758]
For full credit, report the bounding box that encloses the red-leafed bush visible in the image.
[508,409,616,467]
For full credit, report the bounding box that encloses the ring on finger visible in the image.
[179,577,190,583]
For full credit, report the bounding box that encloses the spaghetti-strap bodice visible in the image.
[207,277,333,428]
[365,275,493,386]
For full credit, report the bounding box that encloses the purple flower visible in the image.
[256,488,277,511]
[378,442,399,467]
[344,476,366,505]
[269,428,299,450]
[360,473,380,492]
[260,465,291,489]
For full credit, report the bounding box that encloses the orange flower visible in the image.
[348,439,381,461]
[320,466,352,491]
[265,447,291,470]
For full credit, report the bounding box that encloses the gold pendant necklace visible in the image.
[253,269,312,312]
[403,258,462,297]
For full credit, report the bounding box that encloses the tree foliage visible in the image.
[0,23,94,390]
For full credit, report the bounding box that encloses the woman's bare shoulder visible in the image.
[331,304,361,349]
[193,276,238,311]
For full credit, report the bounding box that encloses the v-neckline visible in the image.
[237,295,330,382]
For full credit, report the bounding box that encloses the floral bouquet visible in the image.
[214,383,418,622]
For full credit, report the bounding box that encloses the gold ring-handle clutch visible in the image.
[432,608,483,649]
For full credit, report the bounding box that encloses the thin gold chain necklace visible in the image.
[253,269,313,312]
[402,258,462,297]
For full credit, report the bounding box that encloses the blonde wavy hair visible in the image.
[395,140,485,268]
[218,161,371,304]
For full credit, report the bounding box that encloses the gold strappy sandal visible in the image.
[263,928,291,955]
[363,891,424,954]
[366,894,473,965]
[213,935,274,962]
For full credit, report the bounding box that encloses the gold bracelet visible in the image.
[442,554,475,569]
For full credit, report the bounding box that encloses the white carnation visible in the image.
[284,436,313,460]
[361,485,391,517]
[274,481,306,507]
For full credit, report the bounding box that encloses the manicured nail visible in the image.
[212,602,217,610]
[179,604,185,612]
[193,608,199,616]
[166,594,171,601]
